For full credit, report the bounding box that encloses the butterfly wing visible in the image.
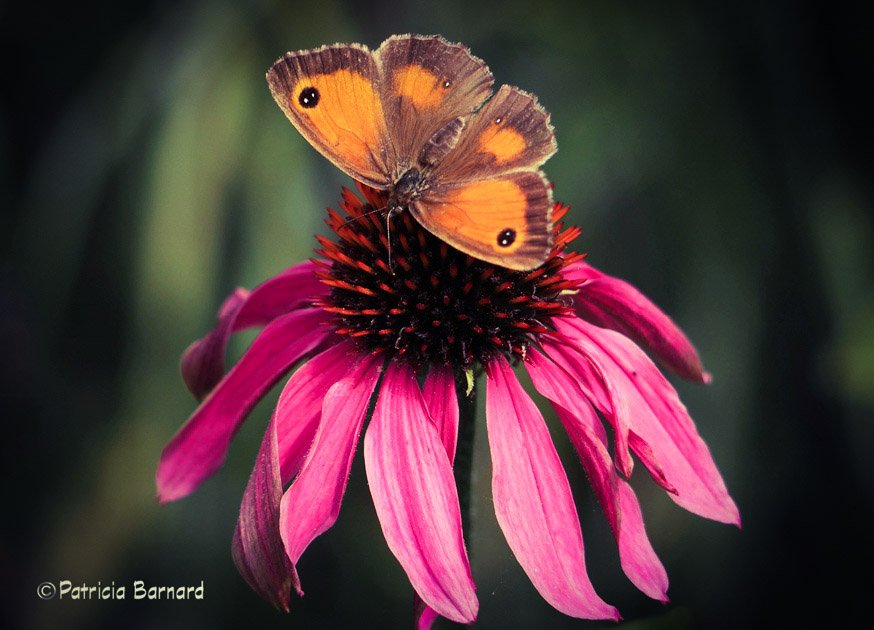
[267,44,392,188]
[375,34,494,178]
[410,171,553,271]
[413,85,557,271]
[431,84,557,182]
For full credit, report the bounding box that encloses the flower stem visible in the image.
[454,371,477,542]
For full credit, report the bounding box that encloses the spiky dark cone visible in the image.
[314,183,586,371]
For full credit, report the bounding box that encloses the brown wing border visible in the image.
[266,42,391,188]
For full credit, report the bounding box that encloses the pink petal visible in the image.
[418,365,461,627]
[232,414,300,611]
[526,349,669,601]
[279,353,381,564]
[544,338,635,478]
[181,288,249,400]
[273,341,362,483]
[564,261,711,383]
[180,261,326,399]
[233,260,326,330]
[157,307,332,503]
[627,431,677,494]
[414,594,440,629]
[555,316,740,525]
[365,361,478,624]
[422,365,459,463]
[485,356,619,620]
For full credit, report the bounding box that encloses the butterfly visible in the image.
[266,34,557,271]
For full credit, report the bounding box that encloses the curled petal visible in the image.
[417,365,461,626]
[414,594,440,630]
[414,365,462,627]
[555,316,740,525]
[180,261,327,399]
[232,415,299,611]
[422,365,459,463]
[365,361,478,624]
[526,349,669,601]
[544,339,634,478]
[181,288,249,400]
[628,431,677,495]
[279,353,381,564]
[565,261,710,383]
[157,308,332,503]
[486,356,619,620]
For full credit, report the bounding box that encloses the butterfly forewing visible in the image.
[432,84,557,183]
[411,170,553,271]
[375,35,494,178]
[267,44,392,188]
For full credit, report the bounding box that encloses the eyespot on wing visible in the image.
[267,44,391,187]
[411,171,553,271]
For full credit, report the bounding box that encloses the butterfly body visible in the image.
[387,116,467,212]
[267,34,557,270]
[388,167,425,211]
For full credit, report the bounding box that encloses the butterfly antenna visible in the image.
[340,204,384,229]
[338,203,395,274]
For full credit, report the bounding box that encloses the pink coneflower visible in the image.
[157,183,739,625]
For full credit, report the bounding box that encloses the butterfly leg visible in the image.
[384,203,401,274]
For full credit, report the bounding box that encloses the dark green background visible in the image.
[4,0,872,628]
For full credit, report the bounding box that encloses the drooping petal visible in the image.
[414,594,440,630]
[544,338,635,478]
[181,288,249,400]
[157,308,332,503]
[627,431,677,494]
[485,356,619,620]
[279,353,381,564]
[365,361,478,624]
[180,261,327,399]
[273,341,361,483]
[555,316,740,525]
[526,349,669,601]
[232,414,299,611]
[422,364,459,463]
[564,261,710,383]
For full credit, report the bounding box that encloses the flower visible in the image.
[157,183,740,625]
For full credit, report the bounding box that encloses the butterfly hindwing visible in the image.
[267,44,391,187]
[432,84,557,183]
[411,170,553,271]
[375,34,494,178]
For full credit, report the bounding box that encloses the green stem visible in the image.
[454,371,477,543]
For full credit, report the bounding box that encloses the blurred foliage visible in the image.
[2,0,872,628]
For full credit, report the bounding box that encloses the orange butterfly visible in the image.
[267,34,557,271]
